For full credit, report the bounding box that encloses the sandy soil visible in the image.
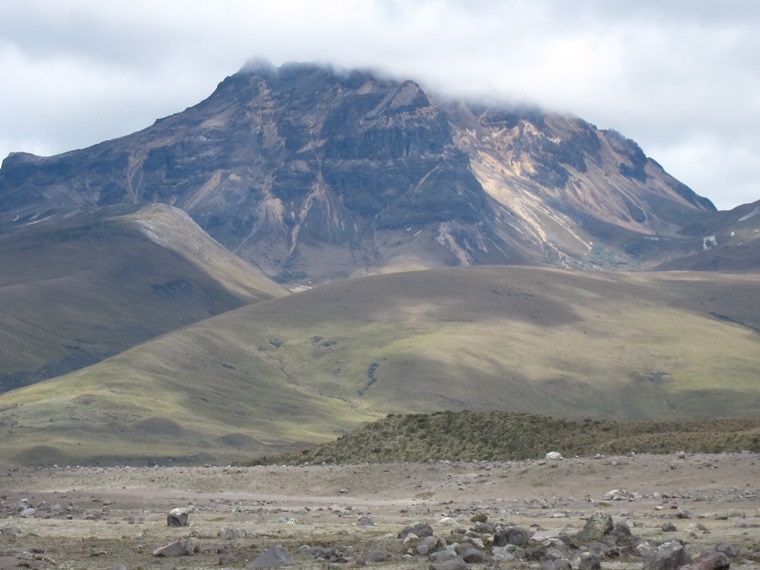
[1,452,759,569]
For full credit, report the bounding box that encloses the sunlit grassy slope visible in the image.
[1,266,758,465]
[0,204,287,392]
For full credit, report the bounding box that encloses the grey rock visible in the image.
[542,561,572,570]
[429,556,468,570]
[611,521,633,544]
[398,521,433,538]
[19,508,36,518]
[577,512,613,541]
[429,547,459,563]
[491,544,519,561]
[460,546,488,564]
[661,522,678,532]
[152,539,199,557]
[715,542,739,558]
[679,551,730,570]
[576,551,602,569]
[0,526,22,536]
[643,540,691,570]
[166,506,191,527]
[246,544,294,568]
[366,549,393,563]
[493,526,531,547]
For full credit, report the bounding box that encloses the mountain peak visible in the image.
[0,61,741,285]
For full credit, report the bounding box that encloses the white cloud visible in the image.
[1,0,758,209]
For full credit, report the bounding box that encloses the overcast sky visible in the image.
[1,0,758,210]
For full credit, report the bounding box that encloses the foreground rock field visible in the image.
[1,452,758,569]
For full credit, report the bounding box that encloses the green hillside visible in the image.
[0,204,287,391]
[0,266,758,466]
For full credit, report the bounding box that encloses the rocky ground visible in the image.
[1,452,759,569]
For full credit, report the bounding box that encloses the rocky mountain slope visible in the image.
[0,204,287,392]
[2,61,750,287]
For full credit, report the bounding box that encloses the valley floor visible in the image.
[1,453,759,569]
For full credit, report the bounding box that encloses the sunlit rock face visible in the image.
[0,61,725,286]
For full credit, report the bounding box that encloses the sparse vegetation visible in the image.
[257,410,760,465]
[1,265,759,466]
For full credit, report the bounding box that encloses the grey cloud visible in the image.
[0,0,758,209]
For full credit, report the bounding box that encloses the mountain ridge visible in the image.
[2,61,752,287]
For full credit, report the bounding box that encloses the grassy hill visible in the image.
[0,265,758,466]
[0,204,287,392]
[259,410,760,465]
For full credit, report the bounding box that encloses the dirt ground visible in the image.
[1,452,759,569]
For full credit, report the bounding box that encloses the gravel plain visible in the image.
[1,452,759,569]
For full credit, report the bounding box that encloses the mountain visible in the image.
[654,199,760,271]
[0,61,737,288]
[1,265,758,466]
[0,203,287,392]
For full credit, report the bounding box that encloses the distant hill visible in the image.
[3,61,755,287]
[0,203,287,392]
[1,265,758,466]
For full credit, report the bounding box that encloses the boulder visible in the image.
[491,544,519,561]
[429,556,468,570]
[460,546,488,564]
[715,542,739,558]
[493,526,531,547]
[643,540,691,570]
[166,506,191,527]
[245,545,294,568]
[679,551,730,570]
[398,521,433,538]
[152,539,199,557]
[575,551,602,569]
[429,547,459,563]
[577,512,613,542]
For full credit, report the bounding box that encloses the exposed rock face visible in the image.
[0,61,726,286]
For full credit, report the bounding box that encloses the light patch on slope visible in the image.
[738,206,760,222]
